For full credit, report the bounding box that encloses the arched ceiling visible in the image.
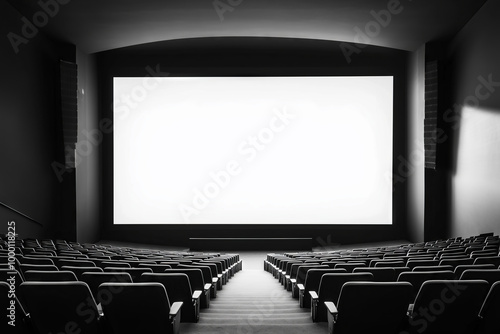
[7,0,487,54]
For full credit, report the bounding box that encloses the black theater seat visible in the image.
[103,267,153,282]
[19,281,105,334]
[24,270,77,281]
[406,280,489,334]
[298,268,347,308]
[81,272,133,300]
[310,272,373,322]
[325,282,412,334]
[98,282,182,334]
[141,273,202,323]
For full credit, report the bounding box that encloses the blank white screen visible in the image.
[113,76,393,225]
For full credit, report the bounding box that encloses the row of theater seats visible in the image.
[265,233,500,334]
[0,237,242,334]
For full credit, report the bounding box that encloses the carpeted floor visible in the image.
[180,253,328,334]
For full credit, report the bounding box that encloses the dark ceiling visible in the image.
[7,0,488,54]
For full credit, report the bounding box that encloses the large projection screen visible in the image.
[113,76,393,225]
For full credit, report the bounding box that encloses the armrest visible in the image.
[204,283,212,291]
[212,277,219,284]
[192,290,202,300]
[297,284,305,291]
[217,274,223,279]
[97,303,104,317]
[324,301,338,315]
[285,275,290,280]
[169,302,183,317]
[290,278,297,284]
[309,291,319,300]
[407,303,414,316]
[325,301,339,324]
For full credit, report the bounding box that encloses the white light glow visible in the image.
[114,76,393,224]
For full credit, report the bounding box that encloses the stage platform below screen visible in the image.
[189,237,312,251]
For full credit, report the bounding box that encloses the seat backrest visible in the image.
[288,263,304,278]
[410,280,489,334]
[460,269,500,286]
[159,261,181,267]
[318,273,374,304]
[19,264,58,276]
[352,267,397,282]
[405,255,435,261]
[61,266,103,279]
[439,258,475,267]
[56,259,96,268]
[123,260,158,268]
[335,263,366,272]
[103,267,153,282]
[406,259,440,269]
[80,272,133,299]
[392,266,411,278]
[474,256,500,267]
[397,270,455,299]
[194,262,219,277]
[100,261,131,268]
[19,281,104,334]
[412,265,454,272]
[84,258,106,268]
[478,281,500,334]
[371,258,405,267]
[18,256,55,266]
[439,254,469,260]
[322,261,345,268]
[334,282,413,334]
[179,264,213,283]
[374,260,405,268]
[454,264,496,279]
[98,282,173,333]
[470,251,498,259]
[31,249,56,256]
[138,263,172,273]
[202,260,224,273]
[140,273,193,303]
[295,265,328,284]
[164,268,205,290]
[140,273,196,322]
[211,258,228,270]
[24,270,77,281]
[284,260,302,275]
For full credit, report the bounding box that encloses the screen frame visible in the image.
[112,75,395,226]
[96,37,409,246]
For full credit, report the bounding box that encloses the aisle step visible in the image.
[181,268,327,334]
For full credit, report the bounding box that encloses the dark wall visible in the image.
[0,0,75,240]
[440,0,500,238]
[406,45,425,243]
[97,37,410,247]
[76,50,101,243]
